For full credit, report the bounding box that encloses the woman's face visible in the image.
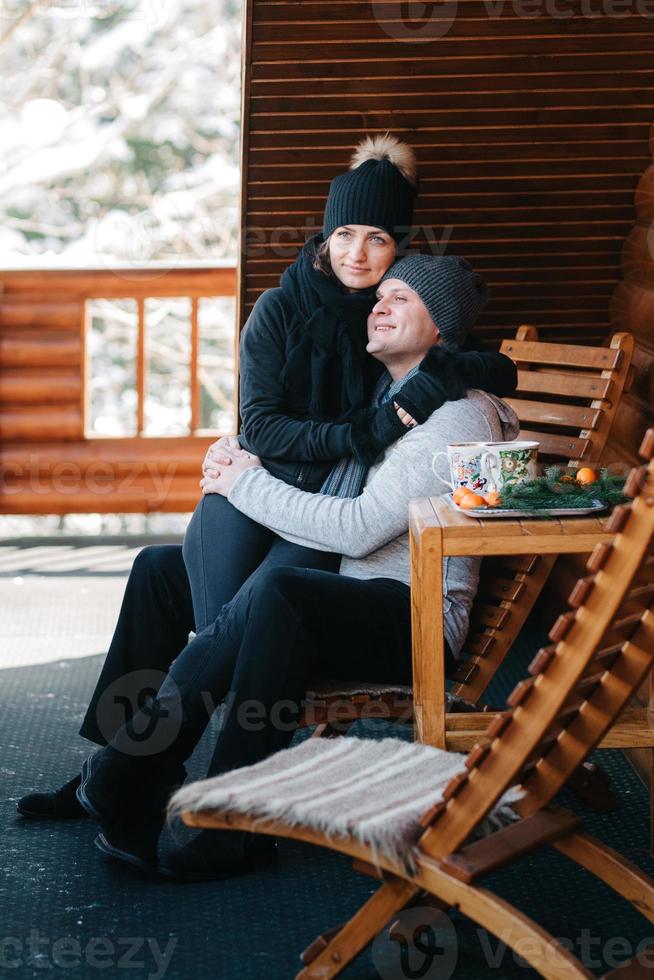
[328,225,396,291]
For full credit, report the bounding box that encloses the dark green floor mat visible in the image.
[2,626,653,979]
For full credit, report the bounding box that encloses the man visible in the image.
[19,255,518,881]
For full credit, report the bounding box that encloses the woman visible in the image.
[17,137,514,861]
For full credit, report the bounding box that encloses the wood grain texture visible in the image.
[240,1,653,344]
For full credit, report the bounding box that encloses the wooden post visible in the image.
[136,297,146,435]
[190,296,200,433]
[410,500,446,748]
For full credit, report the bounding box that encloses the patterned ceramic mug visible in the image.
[432,441,539,495]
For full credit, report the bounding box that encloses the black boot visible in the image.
[17,774,87,820]
[158,830,278,881]
[77,748,186,873]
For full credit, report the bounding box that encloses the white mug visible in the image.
[432,441,539,495]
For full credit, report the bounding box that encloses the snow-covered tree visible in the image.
[0,0,241,264]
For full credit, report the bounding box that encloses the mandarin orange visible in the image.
[459,492,486,509]
[576,467,598,485]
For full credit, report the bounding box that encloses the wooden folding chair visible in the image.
[174,430,654,980]
[301,327,634,734]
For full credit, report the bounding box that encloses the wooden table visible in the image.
[409,494,620,749]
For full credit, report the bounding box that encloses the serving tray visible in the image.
[446,494,607,519]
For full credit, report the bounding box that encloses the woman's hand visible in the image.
[200,445,262,497]
[202,435,243,476]
[393,402,417,429]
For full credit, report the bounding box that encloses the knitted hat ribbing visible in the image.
[323,136,417,243]
[381,255,489,347]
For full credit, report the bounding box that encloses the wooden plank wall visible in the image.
[241,0,654,345]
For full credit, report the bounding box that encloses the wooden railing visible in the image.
[0,264,237,514]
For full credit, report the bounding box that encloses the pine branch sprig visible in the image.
[493,467,628,512]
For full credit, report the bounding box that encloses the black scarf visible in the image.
[279,235,379,420]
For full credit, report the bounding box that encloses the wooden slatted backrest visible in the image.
[500,326,634,466]
[419,429,654,859]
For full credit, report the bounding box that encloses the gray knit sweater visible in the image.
[228,390,520,657]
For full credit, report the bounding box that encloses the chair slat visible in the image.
[475,576,526,604]
[501,339,623,371]
[506,398,603,431]
[517,430,590,461]
[484,555,541,575]
[514,369,614,401]
[586,542,613,573]
[470,604,511,631]
[464,633,495,659]
[594,611,647,651]
[528,645,557,676]
[568,576,596,609]
[579,645,622,679]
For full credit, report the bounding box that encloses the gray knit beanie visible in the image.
[381,254,489,347]
[323,135,417,243]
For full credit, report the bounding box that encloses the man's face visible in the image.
[366,278,440,361]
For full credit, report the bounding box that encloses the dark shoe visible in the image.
[158,830,277,881]
[77,752,112,828]
[94,832,157,876]
[78,747,186,872]
[17,774,87,820]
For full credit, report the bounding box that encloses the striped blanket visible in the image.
[169,736,521,872]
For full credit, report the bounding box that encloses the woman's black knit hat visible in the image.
[323,135,418,243]
[382,254,489,347]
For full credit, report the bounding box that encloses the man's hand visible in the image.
[200,444,262,497]
[202,435,243,477]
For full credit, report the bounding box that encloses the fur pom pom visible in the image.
[350,134,417,187]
